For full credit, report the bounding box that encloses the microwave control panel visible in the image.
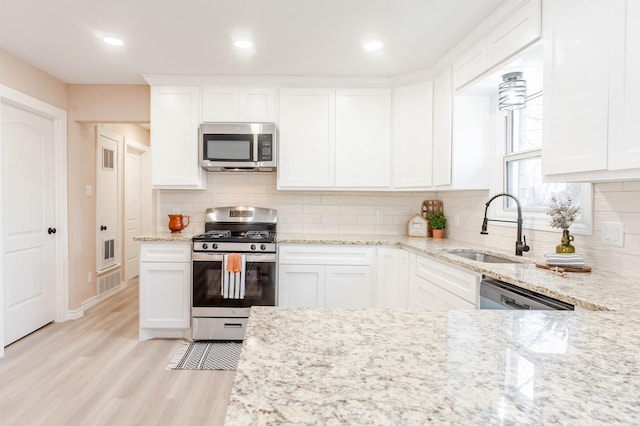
[257,134,273,162]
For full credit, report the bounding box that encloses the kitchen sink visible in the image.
[445,250,524,264]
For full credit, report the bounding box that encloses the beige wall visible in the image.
[67,86,150,309]
[72,123,149,309]
[0,49,67,110]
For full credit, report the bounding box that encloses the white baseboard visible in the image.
[65,281,128,321]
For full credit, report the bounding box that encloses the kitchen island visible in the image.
[225,306,640,425]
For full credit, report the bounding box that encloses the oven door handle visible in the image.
[192,252,276,262]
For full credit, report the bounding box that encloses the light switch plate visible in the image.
[601,221,624,247]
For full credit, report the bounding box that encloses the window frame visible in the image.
[489,92,593,235]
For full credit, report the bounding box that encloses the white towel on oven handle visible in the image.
[221,254,246,299]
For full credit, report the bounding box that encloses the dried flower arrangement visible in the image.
[546,196,580,230]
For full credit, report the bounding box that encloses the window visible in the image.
[491,91,592,234]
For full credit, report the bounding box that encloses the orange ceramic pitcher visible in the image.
[168,214,190,233]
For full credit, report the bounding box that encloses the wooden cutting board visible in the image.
[535,263,592,273]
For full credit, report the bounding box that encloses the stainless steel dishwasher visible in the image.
[479,276,574,310]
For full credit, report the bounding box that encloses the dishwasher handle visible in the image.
[501,295,531,310]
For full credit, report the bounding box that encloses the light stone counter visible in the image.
[278,233,640,312]
[226,307,640,425]
[133,232,195,242]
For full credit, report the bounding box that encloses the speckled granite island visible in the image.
[226,307,640,425]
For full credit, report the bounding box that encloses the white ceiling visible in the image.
[0,0,505,84]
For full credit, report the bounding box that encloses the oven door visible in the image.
[192,252,276,309]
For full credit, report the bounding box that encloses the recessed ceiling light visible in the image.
[234,40,254,49]
[103,36,123,46]
[363,41,384,51]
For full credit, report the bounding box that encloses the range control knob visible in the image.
[260,244,266,251]
[202,243,208,250]
[250,244,256,251]
[213,243,218,250]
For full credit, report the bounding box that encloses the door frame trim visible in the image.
[0,85,69,356]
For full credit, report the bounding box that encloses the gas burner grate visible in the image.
[245,230,272,239]
[201,230,232,239]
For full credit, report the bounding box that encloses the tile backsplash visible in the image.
[156,173,640,276]
[156,172,436,236]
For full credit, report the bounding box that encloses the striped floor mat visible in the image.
[166,341,242,370]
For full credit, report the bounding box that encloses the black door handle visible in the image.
[100,225,107,231]
[48,227,57,235]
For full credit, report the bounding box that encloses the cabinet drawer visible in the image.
[278,244,375,265]
[141,242,191,262]
[414,255,479,304]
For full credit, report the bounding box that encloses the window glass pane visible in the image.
[510,94,543,153]
[506,156,582,211]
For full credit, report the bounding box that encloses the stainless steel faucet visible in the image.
[481,193,530,256]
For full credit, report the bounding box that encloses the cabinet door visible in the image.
[202,87,239,122]
[487,0,541,67]
[150,86,206,188]
[392,82,433,189]
[609,1,640,171]
[325,265,374,308]
[239,88,276,122]
[375,247,409,309]
[409,275,475,311]
[542,0,614,175]
[277,264,324,307]
[335,89,391,188]
[453,40,488,90]
[139,262,190,328]
[432,69,453,186]
[278,89,335,188]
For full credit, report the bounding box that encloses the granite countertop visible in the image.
[225,307,640,425]
[277,233,640,312]
[135,232,640,311]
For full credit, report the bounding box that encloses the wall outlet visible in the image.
[601,221,624,247]
[87,272,93,283]
[376,210,384,223]
[172,207,181,214]
[85,185,92,196]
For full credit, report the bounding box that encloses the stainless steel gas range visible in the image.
[191,206,277,341]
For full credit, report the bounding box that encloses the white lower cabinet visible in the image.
[139,242,191,340]
[375,247,409,309]
[408,253,479,310]
[278,244,375,308]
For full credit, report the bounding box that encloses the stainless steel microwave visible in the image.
[200,122,277,171]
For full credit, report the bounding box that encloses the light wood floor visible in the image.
[0,279,235,426]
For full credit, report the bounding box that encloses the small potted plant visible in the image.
[547,195,580,253]
[427,212,447,239]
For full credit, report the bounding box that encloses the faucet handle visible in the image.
[521,235,530,252]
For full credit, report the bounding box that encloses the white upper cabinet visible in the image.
[453,40,488,90]
[335,89,391,188]
[392,82,433,189]
[150,86,206,189]
[278,88,336,188]
[454,0,541,90]
[432,69,453,186]
[202,87,276,122]
[486,0,541,68]
[278,88,391,190]
[542,0,639,180]
[608,1,640,172]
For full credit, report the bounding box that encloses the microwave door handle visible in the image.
[253,133,258,162]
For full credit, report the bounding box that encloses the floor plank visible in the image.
[0,279,235,425]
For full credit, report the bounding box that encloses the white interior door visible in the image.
[96,131,120,272]
[2,101,56,345]
[124,139,150,281]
